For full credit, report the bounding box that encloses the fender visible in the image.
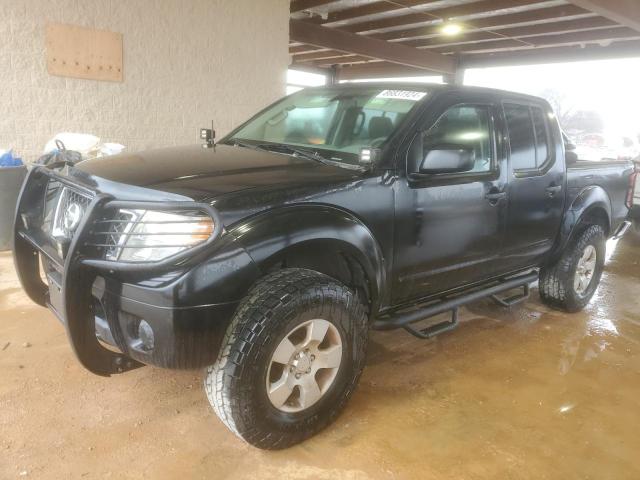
[551,185,612,261]
[229,204,387,310]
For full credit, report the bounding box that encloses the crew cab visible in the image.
[13,84,636,449]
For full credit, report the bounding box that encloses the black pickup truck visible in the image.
[13,84,636,449]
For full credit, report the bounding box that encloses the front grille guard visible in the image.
[13,166,224,376]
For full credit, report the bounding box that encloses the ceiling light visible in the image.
[441,23,463,36]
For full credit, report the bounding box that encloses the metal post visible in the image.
[328,65,339,85]
[444,67,465,85]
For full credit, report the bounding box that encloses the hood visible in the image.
[73,144,360,202]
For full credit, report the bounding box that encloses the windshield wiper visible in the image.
[230,139,269,152]
[264,144,331,165]
[259,144,366,171]
[230,140,326,164]
[228,140,366,171]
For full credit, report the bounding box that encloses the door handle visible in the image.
[485,190,507,203]
[545,185,562,197]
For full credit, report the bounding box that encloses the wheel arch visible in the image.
[550,185,611,263]
[229,205,387,314]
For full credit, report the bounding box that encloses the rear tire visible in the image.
[539,224,605,312]
[204,268,368,449]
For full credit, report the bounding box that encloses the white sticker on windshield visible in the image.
[376,90,427,101]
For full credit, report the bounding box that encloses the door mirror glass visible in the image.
[420,145,475,174]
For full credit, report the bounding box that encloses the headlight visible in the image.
[106,209,214,262]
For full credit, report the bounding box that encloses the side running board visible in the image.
[490,283,530,307]
[373,271,538,339]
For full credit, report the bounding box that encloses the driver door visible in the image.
[392,95,508,304]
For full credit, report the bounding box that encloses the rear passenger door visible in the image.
[501,101,565,268]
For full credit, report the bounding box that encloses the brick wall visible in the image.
[0,0,290,161]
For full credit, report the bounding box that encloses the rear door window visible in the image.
[504,103,536,171]
[531,106,550,167]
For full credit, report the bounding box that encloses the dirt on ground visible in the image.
[1,230,640,479]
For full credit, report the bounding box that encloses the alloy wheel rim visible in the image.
[266,319,343,413]
[574,245,597,296]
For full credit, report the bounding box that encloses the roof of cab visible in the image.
[303,82,551,106]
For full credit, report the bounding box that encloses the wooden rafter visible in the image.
[292,17,620,63]
[290,0,341,14]
[433,27,639,54]
[374,5,592,41]
[339,0,542,33]
[288,0,640,78]
[566,0,640,32]
[309,0,442,24]
[401,17,618,48]
[289,19,456,73]
[460,38,640,67]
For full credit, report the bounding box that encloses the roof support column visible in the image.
[443,67,465,85]
[328,65,340,85]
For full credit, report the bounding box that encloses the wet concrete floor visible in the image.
[1,227,639,479]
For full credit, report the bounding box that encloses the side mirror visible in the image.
[565,150,579,165]
[420,145,475,174]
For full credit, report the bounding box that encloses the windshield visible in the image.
[225,86,429,165]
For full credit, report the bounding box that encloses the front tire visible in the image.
[539,224,605,312]
[204,268,368,449]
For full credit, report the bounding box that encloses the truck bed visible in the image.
[567,159,634,233]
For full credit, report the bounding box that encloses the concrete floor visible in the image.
[1,229,639,479]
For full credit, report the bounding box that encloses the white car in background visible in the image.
[575,133,640,162]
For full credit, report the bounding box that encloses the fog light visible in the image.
[138,320,155,351]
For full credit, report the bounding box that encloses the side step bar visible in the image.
[612,220,632,240]
[372,272,538,338]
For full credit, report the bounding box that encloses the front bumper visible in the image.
[91,277,237,369]
[13,166,232,375]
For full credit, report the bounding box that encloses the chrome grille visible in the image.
[42,180,63,231]
[48,183,93,239]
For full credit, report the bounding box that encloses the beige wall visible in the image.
[0,0,289,161]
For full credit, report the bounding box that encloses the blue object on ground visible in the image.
[0,161,27,250]
[0,150,24,167]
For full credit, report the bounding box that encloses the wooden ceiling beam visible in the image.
[289,44,324,55]
[565,0,640,32]
[289,5,596,56]
[373,5,591,41]
[290,0,341,13]
[294,49,355,62]
[459,39,640,67]
[337,62,438,80]
[340,0,544,33]
[433,26,639,54]
[316,0,441,25]
[401,16,618,48]
[292,17,617,62]
[315,55,374,66]
[289,19,456,73]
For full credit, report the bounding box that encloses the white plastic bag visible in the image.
[43,133,100,156]
[43,133,125,161]
[97,142,126,157]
